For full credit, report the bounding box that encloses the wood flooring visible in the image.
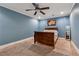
[0,37,78,56]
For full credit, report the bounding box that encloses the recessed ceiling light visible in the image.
[60,11,64,15]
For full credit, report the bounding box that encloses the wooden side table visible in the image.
[65,32,70,40]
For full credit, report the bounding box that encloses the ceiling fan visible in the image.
[25,3,50,15]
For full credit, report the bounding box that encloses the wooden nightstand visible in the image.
[66,35,70,39]
[65,32,70,40]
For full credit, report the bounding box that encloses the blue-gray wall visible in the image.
[0,6,38,45]
[70,3,79,49]
[39,16,70,37]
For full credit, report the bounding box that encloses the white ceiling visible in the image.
[0,3,75,19]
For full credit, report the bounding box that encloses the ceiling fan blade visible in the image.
[40,7,49,10]
[26,9,35,11]
[40,11,45,15]
[32,3,39,8]
[34,11,37,15]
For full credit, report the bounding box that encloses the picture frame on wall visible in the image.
[48,20,56,26]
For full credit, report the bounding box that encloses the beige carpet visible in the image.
[0,37,78,56]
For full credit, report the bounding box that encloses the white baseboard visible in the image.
[71,41,79,54]
[0,37,33,49]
